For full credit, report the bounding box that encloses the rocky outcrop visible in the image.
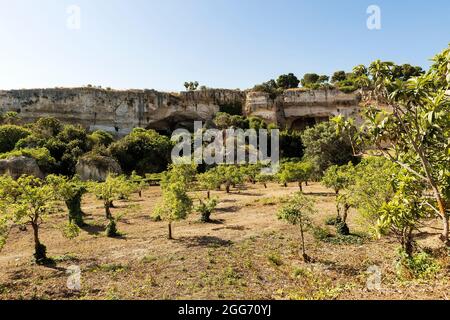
[0,87,362,133]
[245,89,362,129]
[0,156,44,179]
[75,155,122,182]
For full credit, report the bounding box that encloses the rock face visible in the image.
[0,87,361,133]
[76,155,122,182]
[245,89,362,130]
[0,156,44,179]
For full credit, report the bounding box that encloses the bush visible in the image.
[109,128,172,175]
[0,125,31,153]
[397,250,441,280]
[302,121,358,178]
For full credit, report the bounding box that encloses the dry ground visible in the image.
[0,183,448,300]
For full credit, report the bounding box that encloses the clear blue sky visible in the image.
[0,0,449,91]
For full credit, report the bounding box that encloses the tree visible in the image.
[0,125,31,153]
[89,175,133,237]
[89,130,114,148]
[197,170,221,198]
[278,192,316,262]
[184,81,199,91]
[278,161,313,191]
[215,165,244,193]
[321,163,354,218]
[377,172,428,257]
[47,175,87,227]
[195,197,218,222]
[337,45,450,244]
[256,172,275,188]
[130,171,146,197]
[331,71,347,83]
[0,175,59,264]
[302,121,358,178]
[109,128,172,175]
[276,73,300,89]
[280,130,304,159]
[154,181,193,239]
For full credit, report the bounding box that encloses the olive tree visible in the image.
[89,175,133,237]
[197,170,221,199]
[154,181,193,239]
[321,163,354,218]
[0,175,59,264]
[195,197,219,223]
[278,192,316,263]
[47,175,87,227]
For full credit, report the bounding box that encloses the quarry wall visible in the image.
[0,87,361,134]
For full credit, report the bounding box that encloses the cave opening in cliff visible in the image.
[290,116,329,131]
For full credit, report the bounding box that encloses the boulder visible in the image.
[0,156,44,179]
[76,155,122,182]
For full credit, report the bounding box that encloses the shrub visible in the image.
[0,125,31,153]
[396,250,441,280]
[109,128,172,175]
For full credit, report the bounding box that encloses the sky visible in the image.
[0,0,449,91]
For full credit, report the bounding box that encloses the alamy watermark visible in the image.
[66,5,81,30]
[367,5,381,30]
[171,121,280,174]
[67,265,81,291]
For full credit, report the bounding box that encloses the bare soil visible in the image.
[0,183,448,300]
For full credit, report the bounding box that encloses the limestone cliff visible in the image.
[0,87,361,133]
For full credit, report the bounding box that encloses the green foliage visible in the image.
[302,121,358,178]
[331,71,347,83]
[195,197,218,222]
[396,250,441,280]
[252,79,283,99]
[321,163,354,195]
[276,73,300,89]
[277,161,313,190]
[89,174,133,237]
[62,221,81,239]
[89,130,114,148]
[301,73,329,89]
[153,181,193,223]
[46,175,87,226]
[214,165,244,193]
[109,128,172,175]
[280,130,304,159]
[0,125,31,153]
[184,81,199,91]
[278,192,316,261]
[0,175,59,263]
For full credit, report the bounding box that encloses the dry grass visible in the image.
[0,183,448,300]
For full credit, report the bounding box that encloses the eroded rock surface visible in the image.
[0,156,44,179]
[76,155,122,182]
[0,87,361,133]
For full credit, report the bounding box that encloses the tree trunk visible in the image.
[138,190,142,198]
[66,194,84,227]
[342,204,350,223]
[263,183,267,189]
[298,182,303,192]
[432,187,449,244]
[207,190,210,199]
[105,202,112,220]
[305,181,308,186]
[168,222,173,240]
[226,184,231,193]
[32,221,46,263]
